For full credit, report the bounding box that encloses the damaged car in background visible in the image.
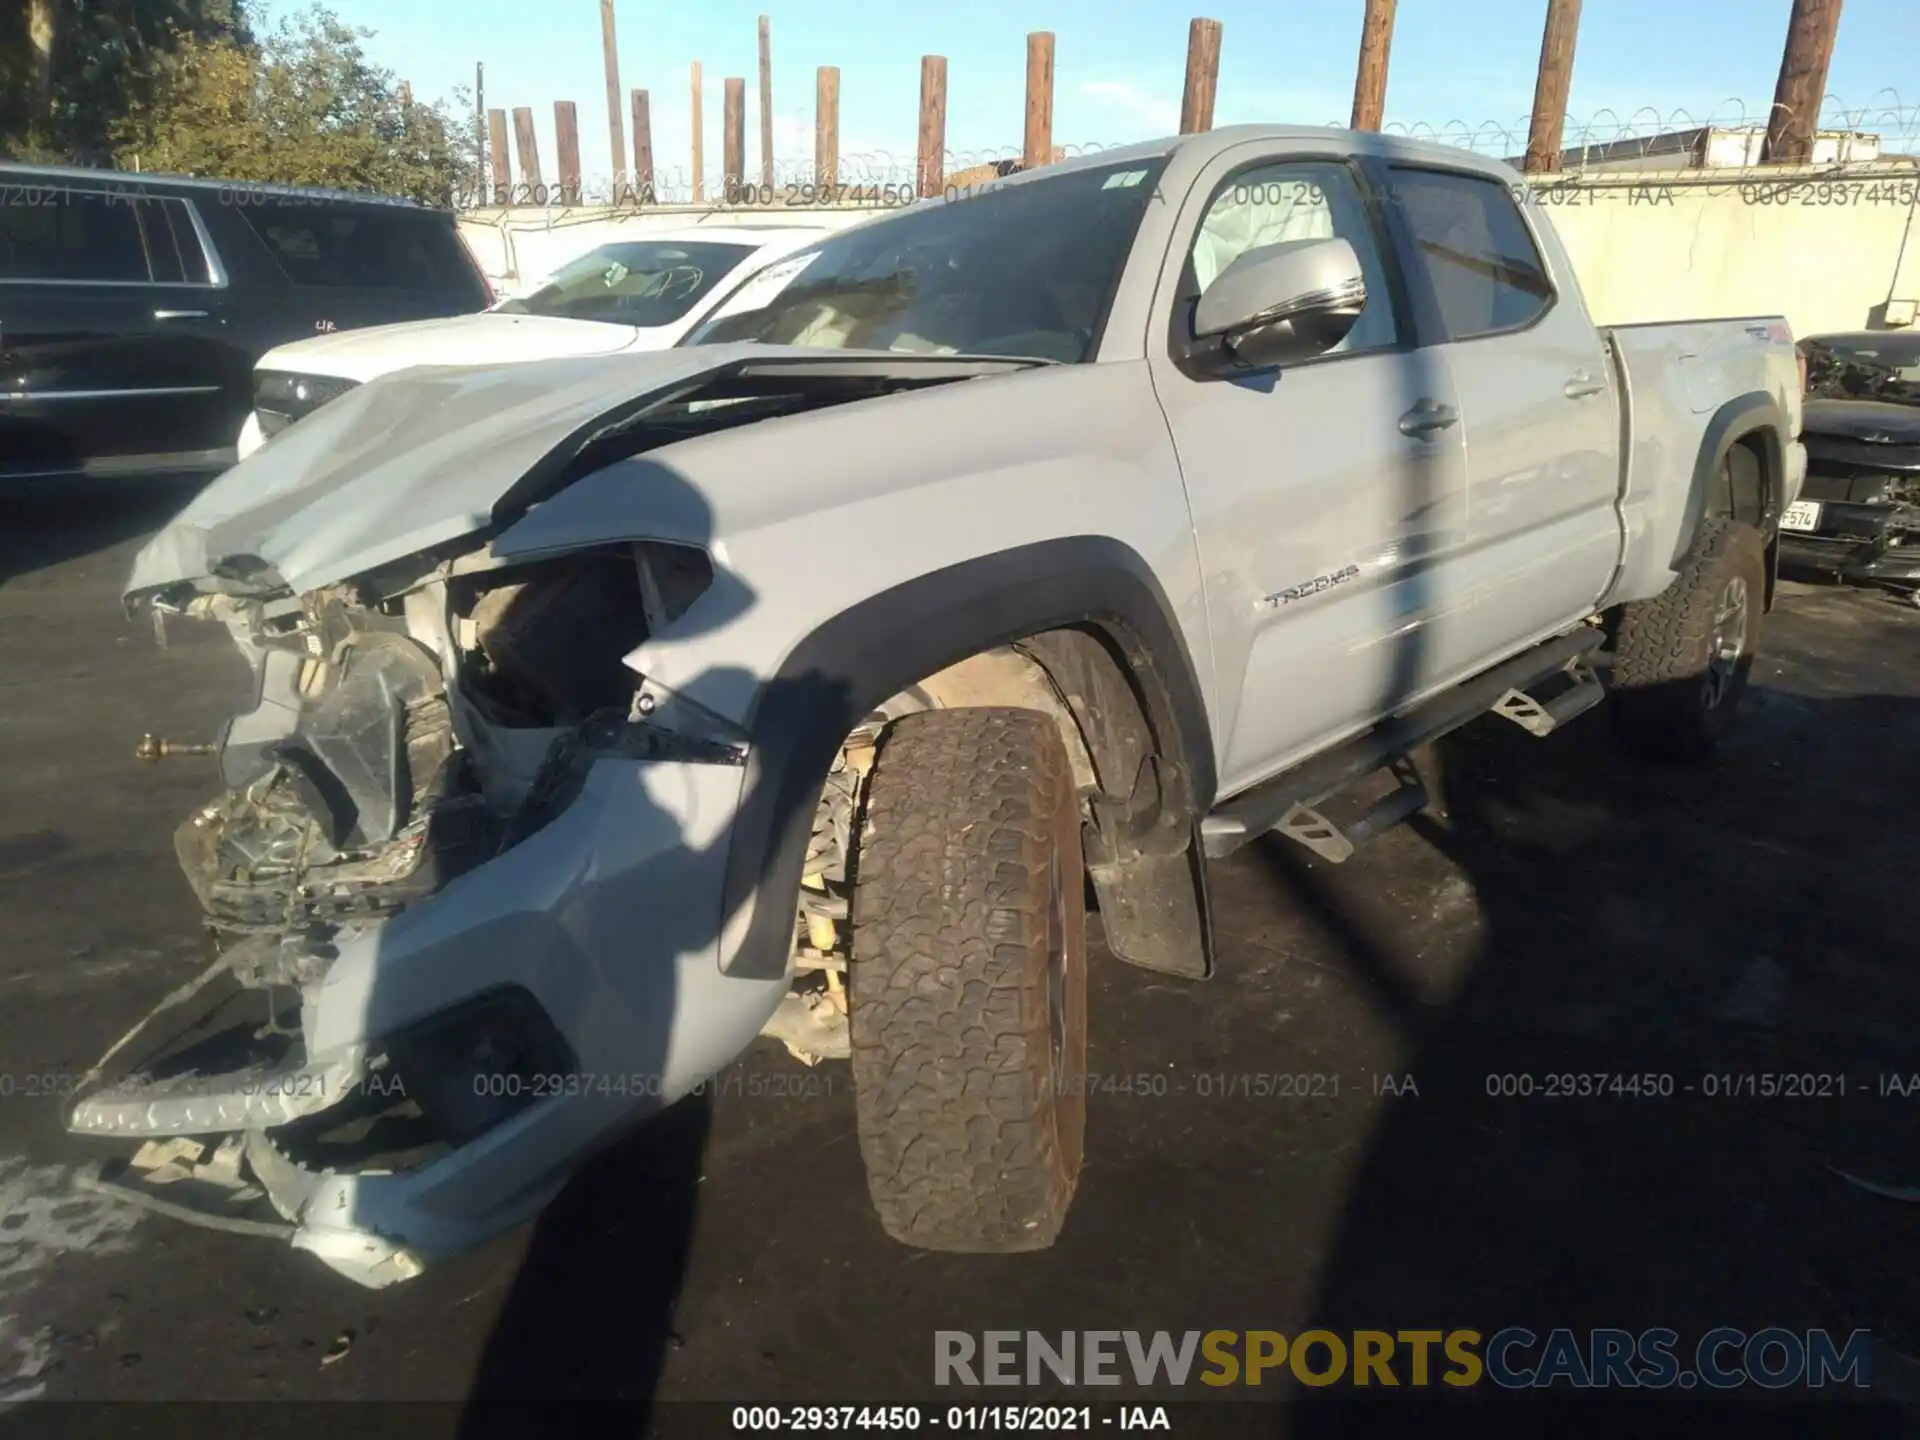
[1779,330,1920,605]
[77,126,1803,1288]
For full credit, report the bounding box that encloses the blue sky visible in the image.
[268,0,1920,189]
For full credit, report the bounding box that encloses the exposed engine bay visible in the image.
[73,347,1057,1285]
[71,535,865,1276]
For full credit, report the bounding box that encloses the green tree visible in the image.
[111,6,475,203]
[0,0,251,163]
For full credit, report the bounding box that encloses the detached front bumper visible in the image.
[67,754,788,1287]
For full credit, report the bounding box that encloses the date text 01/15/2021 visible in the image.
[731,1406,1173,1432]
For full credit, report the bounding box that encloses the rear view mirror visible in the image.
[1191,237,1368,371]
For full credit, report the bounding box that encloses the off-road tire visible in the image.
[1608,515,1767,761]
[847,707,1088,1253]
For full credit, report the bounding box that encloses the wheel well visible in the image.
[865,624,1214,980]
[1725,434,1768,526]
[886,624,1178,827]
[903,645,1101,792]
[1722,433,1777,608]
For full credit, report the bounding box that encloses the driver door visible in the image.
[1145,146,1472,798]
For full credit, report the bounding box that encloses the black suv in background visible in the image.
[1,164,491,481]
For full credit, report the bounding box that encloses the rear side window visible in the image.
[136,198,213,284]
[1386,168,1554,340]
[240,202,479,294]
[0,189,150,282]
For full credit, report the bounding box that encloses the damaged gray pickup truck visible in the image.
[80,127,1806,1287]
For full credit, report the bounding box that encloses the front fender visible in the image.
[489,361,1218,981]
[718,537,1215,979]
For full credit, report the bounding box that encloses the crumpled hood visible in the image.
[257,311,645,382]
[127,343,801,600]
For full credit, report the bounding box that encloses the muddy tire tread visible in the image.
[848,707,1084,1253]
[1609,515,1766,760]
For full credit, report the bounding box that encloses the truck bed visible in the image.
[1602,316,1806,609]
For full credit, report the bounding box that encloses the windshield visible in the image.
[1804,332,1920,404]
[494,240,757,326]
[682,158,1171,363]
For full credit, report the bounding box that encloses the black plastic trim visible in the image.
[719,536,1216,980]
[1672,391,1787,569]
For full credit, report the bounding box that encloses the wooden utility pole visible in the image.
[632,89,654,198]
[1764,0,1844,164]
[691,61,705,201]
[1024,32,1055,170]
[1180,18,1222,134]
[758,16,775,189]
[1523,0,1582,174]
[512,107,543,198]
[554,100,582,203]
[816,66,840,189]
[1350,0,1396,132]
[724,77,746,189]
[487,108,511,201]
[475,63,488,202]
[917,56,948,196]
[601,0,626,186]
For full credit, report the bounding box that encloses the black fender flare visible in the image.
[719,536,1217,980]
[1671,391,1786,573]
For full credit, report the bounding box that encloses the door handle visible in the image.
[1563,372,1607,399]
[1397,399,1459,437]
[152,309,210,321]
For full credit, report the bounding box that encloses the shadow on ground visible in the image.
[0,476,208,589]
[1274,650,1920,1431]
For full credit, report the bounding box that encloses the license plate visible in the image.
[1781,500,1823,533]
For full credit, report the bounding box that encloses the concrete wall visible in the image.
[458,162,1920,340]
[1548,167,1920,337]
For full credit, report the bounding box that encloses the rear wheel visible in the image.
[1608,515,1767,761]
[847,707,1087,1252]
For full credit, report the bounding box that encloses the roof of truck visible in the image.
[981,126,1522,189]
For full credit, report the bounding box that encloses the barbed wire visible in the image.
[1364,91,1920,166]
[453,91,1920,212]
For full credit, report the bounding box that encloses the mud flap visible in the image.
[1084,756,1212,980]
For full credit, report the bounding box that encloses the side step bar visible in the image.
[1201,627,1604,860]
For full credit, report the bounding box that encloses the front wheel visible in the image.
[846,707,1087,1253]
[1607,516,1767,761]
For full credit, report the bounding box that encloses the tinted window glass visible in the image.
[1180,161,1398,355]
[241,202,478,293]
[1387,168,1553,340]
[138,199,188,283]
[0,189,150,282]
[494,241,756,326]
[685,159,1169,363]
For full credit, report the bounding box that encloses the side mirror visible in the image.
[1190,237,1368,372]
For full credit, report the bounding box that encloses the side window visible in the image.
[136,198,214,285]
[1180,161,1399,356]
[1386,168,1554,340]
[242,202,471,291]
[0,190,150,282]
